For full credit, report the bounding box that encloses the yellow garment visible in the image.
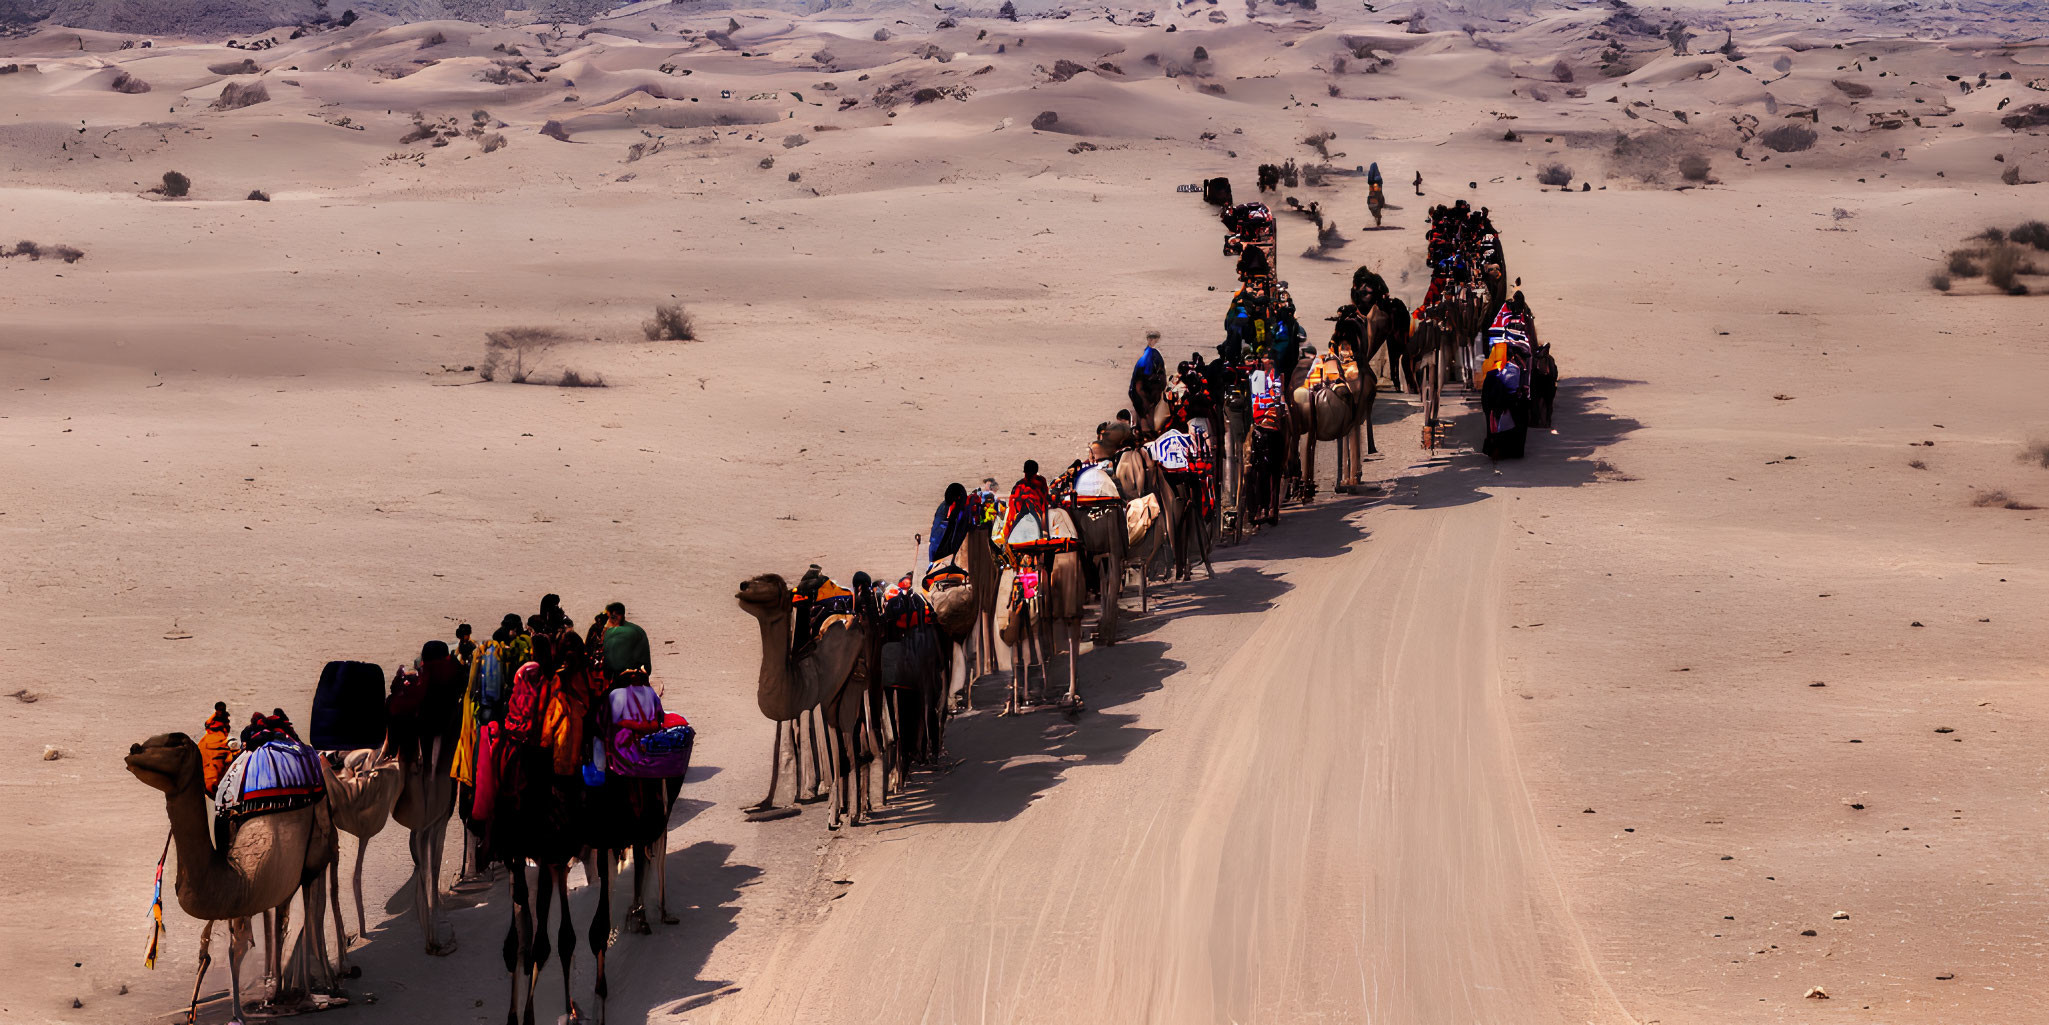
[1304,349,1353,389]
[545,666,594,776]
[451,655,482,785]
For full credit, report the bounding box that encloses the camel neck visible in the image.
[164,780,223,905]
[754,604,794,702]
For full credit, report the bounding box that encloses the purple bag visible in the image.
[604,685,694,779]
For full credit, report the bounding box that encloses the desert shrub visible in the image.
[2009,220,2049,250]
[1831,78,1872,98]
[758,154,775,169]
[1972,489,2038,510]
[1000,0,1017,19]
[420,31,445,49]
[481,327,568,384]
[1977,226,2006,243]
[1194,46,1209,61]
[2020,438,2049,469]
[1536,163,1573,186]
[212,81,269,110]
[247,189,270,201]
[478,132,506,153]
[1551,58,1574,83]
[1946,250,1981,277]
[49,244,84,263]
[1678,153,1711,181]
[10,240,38,258]
[111,70,151,93]
[2002,164,2023,186]
[642,303,695,341]
[161,171,191,197]
[1303,130,1335,157]
[1331,54,1347,74]
[208,59,259,75]
[912,87,941,104]
[1928,271,1952,292]
[1759,123,1816,153]
[557,369,605,388]
[1985,244,2027,292]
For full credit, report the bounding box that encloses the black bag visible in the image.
[310,660,388,751]
[1202,176,1233,207]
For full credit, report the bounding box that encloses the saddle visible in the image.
[791,574,856,656]
[214,739,326,826]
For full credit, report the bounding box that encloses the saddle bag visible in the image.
[604,683,695,779]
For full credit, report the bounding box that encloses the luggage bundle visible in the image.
[310,660,387,751]
[599,677,694,780]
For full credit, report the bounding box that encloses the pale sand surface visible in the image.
[3,2,2047,1022]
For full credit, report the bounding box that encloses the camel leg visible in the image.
[303,873,334,995]
[627,843,652,934]
[411,823,438,953]
[226,918,251,1025]
[589,852,612,1025]
[502,861,528,1025]
[1064,620,1081,707]
[351,834,369,945]
[750,719,786,813]
[804,709,828,801]
[328,854,350,978]
[526,863,550,1025]
[552,865,578,1024]
[187,920,214,1025]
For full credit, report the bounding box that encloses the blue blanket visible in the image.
[214,739,325,825]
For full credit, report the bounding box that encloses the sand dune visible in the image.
[3,1,2048,1022]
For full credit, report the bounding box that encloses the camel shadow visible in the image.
[580,839,759,1018]
[1388,376,1645,511]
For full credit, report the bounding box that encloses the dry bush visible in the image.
[2002,164,2025,186]
[1331,54,1347,74]
[209,59,260,75]
[1908,459,1927,469]
[111,70,151,93]
[1831,78,1873,98]
[212,81,270,110]
[1928,271,1952,292]
[2019,438,2049,469]
[160,170,190,197]
[247,189,270,201]
[1972,489,2039,510]
[2009,220,2049,250]
[49,244,84,263]
[480,327,569,384]
[1946,250,1981,277]
[1678,153,1711,182]
[1978,227,2006,243]
[1985,244,2030,293]
[4,240,85,263]
[478,132,506,153]
[1536,163,1573,186]
[1759,123,1816,153]
[8,240,39,259]
[420,31,446,49]
[1551,58,1574,83]
[557,369,606,388]
[642,302,695,341]
[1303,130,1336,157]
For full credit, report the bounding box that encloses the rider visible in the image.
[1129,330,1167,425]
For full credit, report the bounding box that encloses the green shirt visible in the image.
[603,620,651,677]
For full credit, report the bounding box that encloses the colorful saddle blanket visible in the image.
[792,576,855,652]
[214,739,326,826]
[1147,430,1197,472]
[1074,460,1121,501]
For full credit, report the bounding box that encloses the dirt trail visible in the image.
[711,463,1631,1025]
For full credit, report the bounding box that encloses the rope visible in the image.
[144,826,172,969]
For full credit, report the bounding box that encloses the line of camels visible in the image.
[123,189,1518,1025]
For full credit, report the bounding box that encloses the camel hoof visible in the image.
[662,911,680,925]
[425,939,457,957]
[744,806,801,822]
[344,965,363,980]
[626,907,652,935]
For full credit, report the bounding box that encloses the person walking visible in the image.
[602,602,651,679]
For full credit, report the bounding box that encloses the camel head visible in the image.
[125,732,201,795]
[734,573,790,620]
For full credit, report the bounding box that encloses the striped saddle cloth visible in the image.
[214,739,326,826]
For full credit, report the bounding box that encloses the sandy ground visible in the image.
[3,1,2048,1023]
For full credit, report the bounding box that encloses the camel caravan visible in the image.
[123,172,1559,1025]
[127,599,690,1025]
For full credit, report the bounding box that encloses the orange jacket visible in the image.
[199,726,234,793]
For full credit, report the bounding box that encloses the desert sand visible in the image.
[3,0,2048,1022]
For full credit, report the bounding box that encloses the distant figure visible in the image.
[200,701,234,792]
[1413,170,1424,196]
[1130,331,1168,432]
[602,601,651,679]
[454,623,476,667]
[586,611,609,658]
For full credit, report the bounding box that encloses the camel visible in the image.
[1040,512,1089,708]
[388,734,457,955]
[125,733,332,1025]
[947,526,999,698]
[1291,323,1381,501]
[1071,504,1125,645]
[737,572,876,829]
[1530,341,1558,428]
[319,750,403,971]
[1113,445,1178,613]
[584,772,687,1025]
[924,554,983,715]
